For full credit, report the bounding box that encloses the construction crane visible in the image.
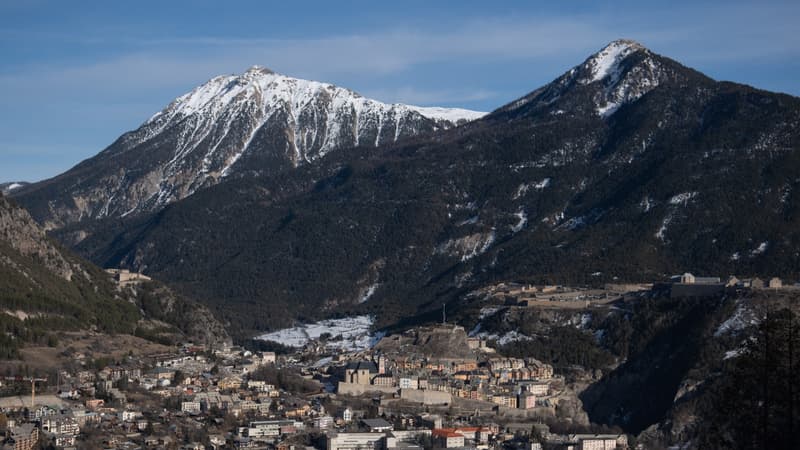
[3,376,47,407]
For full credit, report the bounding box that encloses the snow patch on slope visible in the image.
[358,283,380,304]
[257,315,384,351]
[457,215,479,226]
[513,178,551,199]
[655,212,674,241]
[473,330,532,346]
[640,196,654,212]
[669,192,698,205]
[511,209,528,233]
[715,304,760,337]
[749,241,768,257]
[724,347,746,360]
[655,192,699,241]
[435,231,496,261]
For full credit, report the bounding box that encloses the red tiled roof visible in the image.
[432,429,463,438]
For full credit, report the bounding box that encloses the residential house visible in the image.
[452,427,491,445]
[398,377,418,390]
[247,380,275,393]
[518,391,536,409]
[520,381,549,396]
[5,424,39,450]
[432,429,465,448]
[40,414,79,436]
[182,401,201,414]
[314,415,334,429]
[372,375,395,387]
[567,434,626,450]
[327,432,385,450]
[362,418,393,433]
[490,393,518,409]
[246,420,294,439]
[219,376,243,390]
[84,399,104,410]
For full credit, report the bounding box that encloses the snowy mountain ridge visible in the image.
[147,66,484,128]
[15,67,485,228]
[114,66,486,215]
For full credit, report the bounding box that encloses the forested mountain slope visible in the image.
[53,40,800,336]
[0,194,227,357]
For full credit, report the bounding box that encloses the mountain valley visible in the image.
[4,38,800,448]
[17,40,799,337]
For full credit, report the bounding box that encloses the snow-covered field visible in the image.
[471,330,532,345]
[256,315,384,351]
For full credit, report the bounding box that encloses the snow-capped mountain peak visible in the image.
[135,68,486,183]
[149,67,484,130]
[499,39,673,119]
[19,67,486,227]
[576,39,669,117]
[580,39,646,84]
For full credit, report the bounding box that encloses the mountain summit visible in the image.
[14,68,485,228]
[576,39,667,116]
[579,39,645,84]
[497,39,687,120]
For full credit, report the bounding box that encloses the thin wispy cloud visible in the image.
[3,10,798,97]
[1,2,798,182]
[3,18,607,86]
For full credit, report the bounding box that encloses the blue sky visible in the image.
[1,0,799,183]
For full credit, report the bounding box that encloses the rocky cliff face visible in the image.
[374,325,475,359]
[13,67,484,229]
[0,194,76,280]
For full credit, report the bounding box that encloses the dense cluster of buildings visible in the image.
[0,343,282,449]
[335,350,555,410]
[0,328,630,450]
